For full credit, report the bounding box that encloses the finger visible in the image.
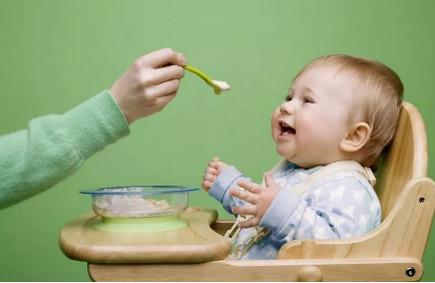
[206,167,218,176]
[153,91,177,106]
[237,180,262,194]
[134,92,177,117]
[232,205,257,216]
[203,172,216,183]
[138,48,186,68]
[264,171,273,186]
[143,92,177,114]
[209,159,222,170]
[151,65,185,85]
[264,171,278,189]
[229,188,258,204]
[239,217,260,228]
[201,180,212,191]
[144,79,180,99]
[208,159,218,167]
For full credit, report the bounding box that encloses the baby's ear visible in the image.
[340,122,371,153]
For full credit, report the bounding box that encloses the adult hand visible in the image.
[230,171,279,228]
[110,48,187,124]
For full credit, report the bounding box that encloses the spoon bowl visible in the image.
[184,64,231,95]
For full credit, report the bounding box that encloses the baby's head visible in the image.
[271,54,403,169]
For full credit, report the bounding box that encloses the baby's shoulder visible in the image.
[323,169,371,185]
[309,170,378,201]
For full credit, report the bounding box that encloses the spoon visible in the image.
[184,64,231,95]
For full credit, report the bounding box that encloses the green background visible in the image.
[0,0,434,281]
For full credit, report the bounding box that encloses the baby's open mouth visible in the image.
[279,121,296,135]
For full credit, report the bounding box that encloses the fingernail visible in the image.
[178,53,187,65]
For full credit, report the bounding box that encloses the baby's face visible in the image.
[271,64,360,168]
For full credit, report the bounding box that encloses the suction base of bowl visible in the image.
[94,215,187,233]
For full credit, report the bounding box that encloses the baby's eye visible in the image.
[285,95,293,102]
[303,96,314,103]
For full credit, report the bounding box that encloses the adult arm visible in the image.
[0,48,186,209]
[0,91,129,209]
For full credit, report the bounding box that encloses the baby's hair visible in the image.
[296,55,404,168]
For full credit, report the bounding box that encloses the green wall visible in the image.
[0,0,434,281]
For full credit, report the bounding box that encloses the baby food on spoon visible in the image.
[184,64,231,95]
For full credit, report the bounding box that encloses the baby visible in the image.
[202,54,403,260]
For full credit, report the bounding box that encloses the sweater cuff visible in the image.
[209,166,243,203]
[62,90,130,159]
[260,187,301,232]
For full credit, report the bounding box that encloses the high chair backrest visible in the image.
[375,101,428,219]
[279,101,434,264]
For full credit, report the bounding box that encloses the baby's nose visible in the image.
[280,102,293,115]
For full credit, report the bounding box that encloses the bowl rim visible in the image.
[80,185,200,195]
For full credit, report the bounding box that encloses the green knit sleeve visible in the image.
[0,90,130,209]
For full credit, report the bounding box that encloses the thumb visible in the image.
[264,171,277,188]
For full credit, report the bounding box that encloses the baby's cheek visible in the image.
[298,116,326,142]
[271,111,279,126]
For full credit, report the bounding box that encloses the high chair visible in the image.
[60,101,434,281]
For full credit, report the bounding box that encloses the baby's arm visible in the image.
[259,176,381,246]
[202,158,252,215]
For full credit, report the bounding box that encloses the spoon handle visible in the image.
[184,64,214,86]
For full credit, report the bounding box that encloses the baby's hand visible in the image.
[230,172,279,228]
[201,157,228,192]
[110,48,186,124]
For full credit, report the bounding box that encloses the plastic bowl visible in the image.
[80,185,199,218]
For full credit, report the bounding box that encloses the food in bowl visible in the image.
[80,186,199,218]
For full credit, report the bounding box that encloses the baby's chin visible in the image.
[275,146,296,161]
[274,147,311,168]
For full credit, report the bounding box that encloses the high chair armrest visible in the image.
[278,177,435,261]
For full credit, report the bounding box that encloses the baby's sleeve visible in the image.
[208,166,252,215]
[259,175,381,246]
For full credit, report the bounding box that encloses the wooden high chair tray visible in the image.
[59,207,231,264]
